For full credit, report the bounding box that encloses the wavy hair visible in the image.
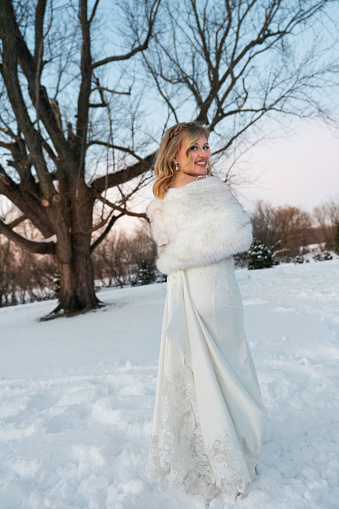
[152,122,211,200]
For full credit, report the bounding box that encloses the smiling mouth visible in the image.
[195,161,207,166]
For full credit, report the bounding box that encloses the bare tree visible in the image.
[0,234,56,307]
[313,196,339,249]
[0,234,11,306]
[93,230,132,288]
[250,200,276,248]
[0,0,160,315]
[92,223,156,287]
[0,202,57,306]
[273,205,313,257]
[251,200,312,257]
[143,0,338,165]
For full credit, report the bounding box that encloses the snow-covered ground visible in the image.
[1,259,339,509]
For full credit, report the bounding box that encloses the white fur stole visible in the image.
[146,175,253,275]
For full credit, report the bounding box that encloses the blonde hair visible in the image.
[152,122,212,200]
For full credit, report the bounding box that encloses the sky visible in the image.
[236,120,339,214]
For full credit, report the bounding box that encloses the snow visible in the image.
[1,259,339,509]
[21,234,57,244]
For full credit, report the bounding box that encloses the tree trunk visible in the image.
[52,187,101,316]
[54,241,100,315]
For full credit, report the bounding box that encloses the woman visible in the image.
[146,122,266,505]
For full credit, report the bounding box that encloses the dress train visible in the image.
[147,259,266,503]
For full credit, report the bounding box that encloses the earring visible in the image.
[175,161,179,171]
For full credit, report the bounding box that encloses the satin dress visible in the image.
[146,240,266,503]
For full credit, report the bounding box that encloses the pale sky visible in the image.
[235,121,339,214]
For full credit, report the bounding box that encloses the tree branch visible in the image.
[211,109,266,155]
[0,163,54,237]
[90,85,130,96]
[87,140,151,165]
[7,214,27,229]
[0,219,55,254]
[91,0,161,69]
[89,102,108,108]
[34,0,47,69]
[142,53,179,123]
[75,0,92,175]
[90,212,123,252]
[89,0,100,24]
[0,0,56,198]
[0,126,20,141]
[15,29,71,162]
[95,193,149,219]
[91,152,155,194]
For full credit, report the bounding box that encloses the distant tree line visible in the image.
[1,195,338,307]
[250,197,339,260]
[0,237,55,306]
[0,215,158,307]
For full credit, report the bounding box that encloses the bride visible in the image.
[146,121,266,505]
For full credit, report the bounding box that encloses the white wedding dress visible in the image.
[146,257,266,503]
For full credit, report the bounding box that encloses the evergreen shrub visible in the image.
[248,239,273,270]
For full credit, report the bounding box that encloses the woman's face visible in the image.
[175,133,210,175]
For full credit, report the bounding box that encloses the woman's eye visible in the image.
[189,145,209,151]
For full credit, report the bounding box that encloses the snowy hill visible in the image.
[1,260,339,509]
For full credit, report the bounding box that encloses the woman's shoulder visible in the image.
[168,175,229,194]
[165,175,232,204]
[146,175,233,219]
[168,174,209,190]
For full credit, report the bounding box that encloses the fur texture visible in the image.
[146,175,253,275]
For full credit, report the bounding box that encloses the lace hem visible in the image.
[146,357,251,502]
